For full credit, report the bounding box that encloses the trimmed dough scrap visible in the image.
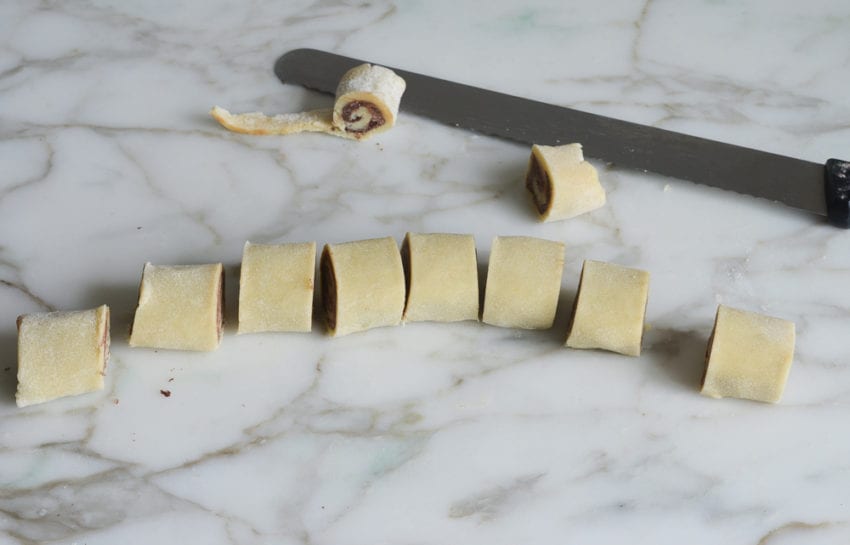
[565,260,650,357]
[701,305,795,403]
[320,236,405,336]
[211,107,333,136]
[16,305,111,408]
[402,232,479,323]
[525,143,606,222]
[482,236,565,330]
[238,241,316,334]
[129,263,224,352]
[212,63,405,140]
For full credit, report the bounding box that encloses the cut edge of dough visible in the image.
[700,306,722,397]
[127,262,150,346]
[564,260,588,346]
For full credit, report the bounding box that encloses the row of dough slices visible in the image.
[128,234,649,351]
[14,233,795,407]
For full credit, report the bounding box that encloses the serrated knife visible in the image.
[274,48,850,228]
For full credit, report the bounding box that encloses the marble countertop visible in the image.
[2,1,850,543]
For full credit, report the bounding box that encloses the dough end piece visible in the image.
[16,305,111,408]
[525,143,606,222]
[333,64,407,139]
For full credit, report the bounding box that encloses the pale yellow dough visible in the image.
[16,305,110,408]
[332,64,407,139]
[482,236,565,329]
[701,305,795,403]
[525,143,606,222]
[565,260,650,357]
[211,64,406,140]
[321,236,405,336]
[402,233,479,323]
[210,107,334,135]
[238,241,316,334]
[129,263,224,351]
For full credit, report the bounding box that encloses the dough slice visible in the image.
[565,260,650,357]
[402,233,479,323]
[129,263,224,351]
[16,305,110,408]
[238,241,316,334]
[482,236,565,329]
[320,236,405,336]
[701,305,795,403]
[525,143,606,221]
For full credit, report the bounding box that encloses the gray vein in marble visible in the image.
[110,133,224,245]
[0,279,55,313]
[448,473,544,521]
[757,520,844,545]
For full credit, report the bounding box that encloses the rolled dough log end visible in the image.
[333,64,407,139]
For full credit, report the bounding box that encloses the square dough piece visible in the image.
[129,263,224,351]
[701,305,795,403]
[238,241,316,334]
[525,143,605,222]
[482,236,565,329]
[402,233,479,323]
[565,260,650,356]
[16,305,110,408]
[321,236,405,337]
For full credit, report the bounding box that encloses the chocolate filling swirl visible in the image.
[340,100,385,134]
[525,154,551,215]
[320,249,338,332]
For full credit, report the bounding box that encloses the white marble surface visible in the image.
[2,1,850,543]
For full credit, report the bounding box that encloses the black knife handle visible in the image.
[825,159,850,228]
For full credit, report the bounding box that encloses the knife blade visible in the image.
[274,48,850,228]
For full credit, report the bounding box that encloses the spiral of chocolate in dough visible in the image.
[332,64,406,140]
[338,100,386,134]
[320,247,338,332]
